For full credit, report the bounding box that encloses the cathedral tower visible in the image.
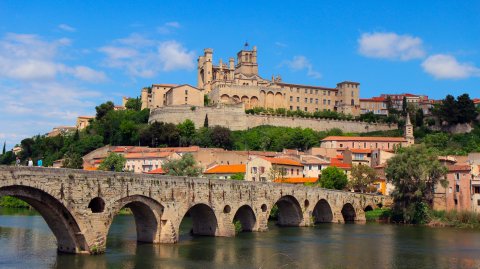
[405,113,415,145]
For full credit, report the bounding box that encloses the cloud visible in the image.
[158,21,181,34]
[275,42,287,48]
[0,33,106,82]
[358,32,425,61]
[58,24,76,32]
[99,35,195,77]
[283,56,322,79]
[421,54,480,79]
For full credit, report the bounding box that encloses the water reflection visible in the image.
[1,208,480,269]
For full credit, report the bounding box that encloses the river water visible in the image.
[1,208,480,269]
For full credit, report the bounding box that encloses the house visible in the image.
[301,155,330,178]
[246,157,304,182]
[76,116,94,130]
[124,151,180,173]
[343,148,373,166]
[434,156,472,211]
[203,164,246,179]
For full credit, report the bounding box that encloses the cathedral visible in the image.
[142,44,361,116]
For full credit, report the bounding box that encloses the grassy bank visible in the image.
[0,196,31,209]
[429,210,480,229]
[365,208,392,222]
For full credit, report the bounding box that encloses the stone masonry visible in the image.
[0,166,392,254]
[149,105,396,132]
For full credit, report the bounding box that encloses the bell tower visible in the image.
[235,43,258,77]
[405,113,415,145]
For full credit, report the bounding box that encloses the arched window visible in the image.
[351,99,355,106]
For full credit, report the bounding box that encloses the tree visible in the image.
[456,93,478,124]
[267,166,287,182]
[162,154,201,176]
[125,97,142,111]
[210,126,233,149]
[204,114,209,128]
[230,173,245,180]
[98,152,126,172]
[2,141,5,155]
[318,166,348,190]
[402,96,407,115]
[204,95,211,106]
[385,96,395,114]
[95,101,115,120]
[349,164,377,193]
[415,108,424,127]
[177,119,196,146]
[436,94,458,125]
[385,145,447,224]
[62,151,83,169]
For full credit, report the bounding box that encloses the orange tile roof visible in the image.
[125,152,173,159]
[204,164,246,174]
[261,157,303,166]
[274,177,318,183]
[329,158,352,169]
[146,167,165,174]
[359,97,386,102]
[448,164,471,172]
[349,148,373,154]
[322,136,407,142]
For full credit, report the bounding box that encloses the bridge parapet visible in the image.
[0,166,392,254]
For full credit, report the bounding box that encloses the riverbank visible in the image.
[0,196,30,209]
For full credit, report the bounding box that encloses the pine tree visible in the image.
[204,114,209,128]
[2,141,5,155]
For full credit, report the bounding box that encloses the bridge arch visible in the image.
[108,195,164,243]
[364,205,374,212]
[312,199,333,223]
[341,203,356,222]
[179,203,218,237]
[272,195,303,226]
[233,205,256,232]
[0,185,88,254]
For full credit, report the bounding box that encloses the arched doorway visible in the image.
[271,195,303,226]
[179,203,218,238]
[312,199,333,223]
[341,203,356,223]
[233,205,256,232]
[0,185,88,254]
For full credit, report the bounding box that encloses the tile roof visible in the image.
[274,177,318,183]
[359,97,386,102]
[261,157,303,166]
[447,164,471,172]
[349,148,373,154]
[322,136,407,142]
[146,167,165,174]
[204,164,246,174]
[125,152,173,159]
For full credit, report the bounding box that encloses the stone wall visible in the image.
[149,105,396,133]
[0,166,392,254]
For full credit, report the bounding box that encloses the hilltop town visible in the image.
[2,45,480,216]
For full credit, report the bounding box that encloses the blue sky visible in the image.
[0,1,479,149]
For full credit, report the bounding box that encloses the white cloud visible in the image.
[58,24,76,32]
[358,32,425,61]
[421,54,480,79]
[99,35,195,77]
[158,21,181,34]
[158,41,195,71]
[0,33,106,82]
[275,42,287,48]
[284,55,322,79]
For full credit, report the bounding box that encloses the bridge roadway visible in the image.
[0,166,392,254]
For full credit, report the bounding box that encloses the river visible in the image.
[1,208,480,269]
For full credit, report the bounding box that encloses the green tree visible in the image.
[162,154,201,176]
[349,164,377,193]
[62,151,83,169]
[204,114,209,128]
[210,126,233,149]
[385,145,447,224]
[456,93,478,124]
[267,166,286,182]
[177,119,196,146]
[2,141,5,155]
[402,96,407,115]
[125,97,142,111]
[230,173,245,180]
[95,101,115,120]
[98,152,126,172]
[204,95,211,106]
[415,108,424,127]
[318,166,348,190]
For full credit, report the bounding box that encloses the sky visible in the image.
[0,1,479,149]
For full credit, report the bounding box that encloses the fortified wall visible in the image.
[149,105,396,133]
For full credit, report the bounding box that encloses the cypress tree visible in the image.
[204,114,209,128]
[2,141,5,155]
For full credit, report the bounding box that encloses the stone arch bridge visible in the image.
[0,166,392,254]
